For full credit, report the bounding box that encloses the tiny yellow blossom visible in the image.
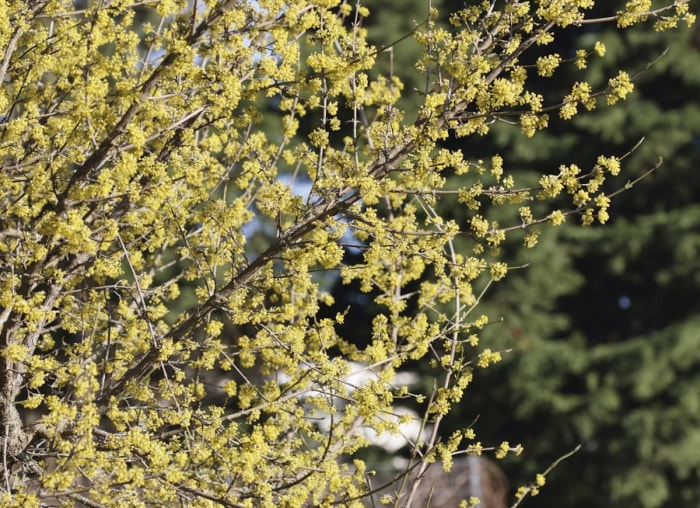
[549,210,567,226]
[594,41,606,57]
[495,441,510,459]
[476,349,502,368]
[490,262,508,281]
[536,54,561,77]
[607,71,634,104]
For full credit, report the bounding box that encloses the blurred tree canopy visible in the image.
[0,0,696,506]
[472,15,700,507]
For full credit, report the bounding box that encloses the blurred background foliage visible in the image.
[327,1,700,506]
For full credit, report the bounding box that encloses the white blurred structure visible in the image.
[280,361,429,453]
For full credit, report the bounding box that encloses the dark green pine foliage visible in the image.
[326,3,700,507]
[458,14,700,508]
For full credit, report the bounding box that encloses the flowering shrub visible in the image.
[0,0,693,506]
